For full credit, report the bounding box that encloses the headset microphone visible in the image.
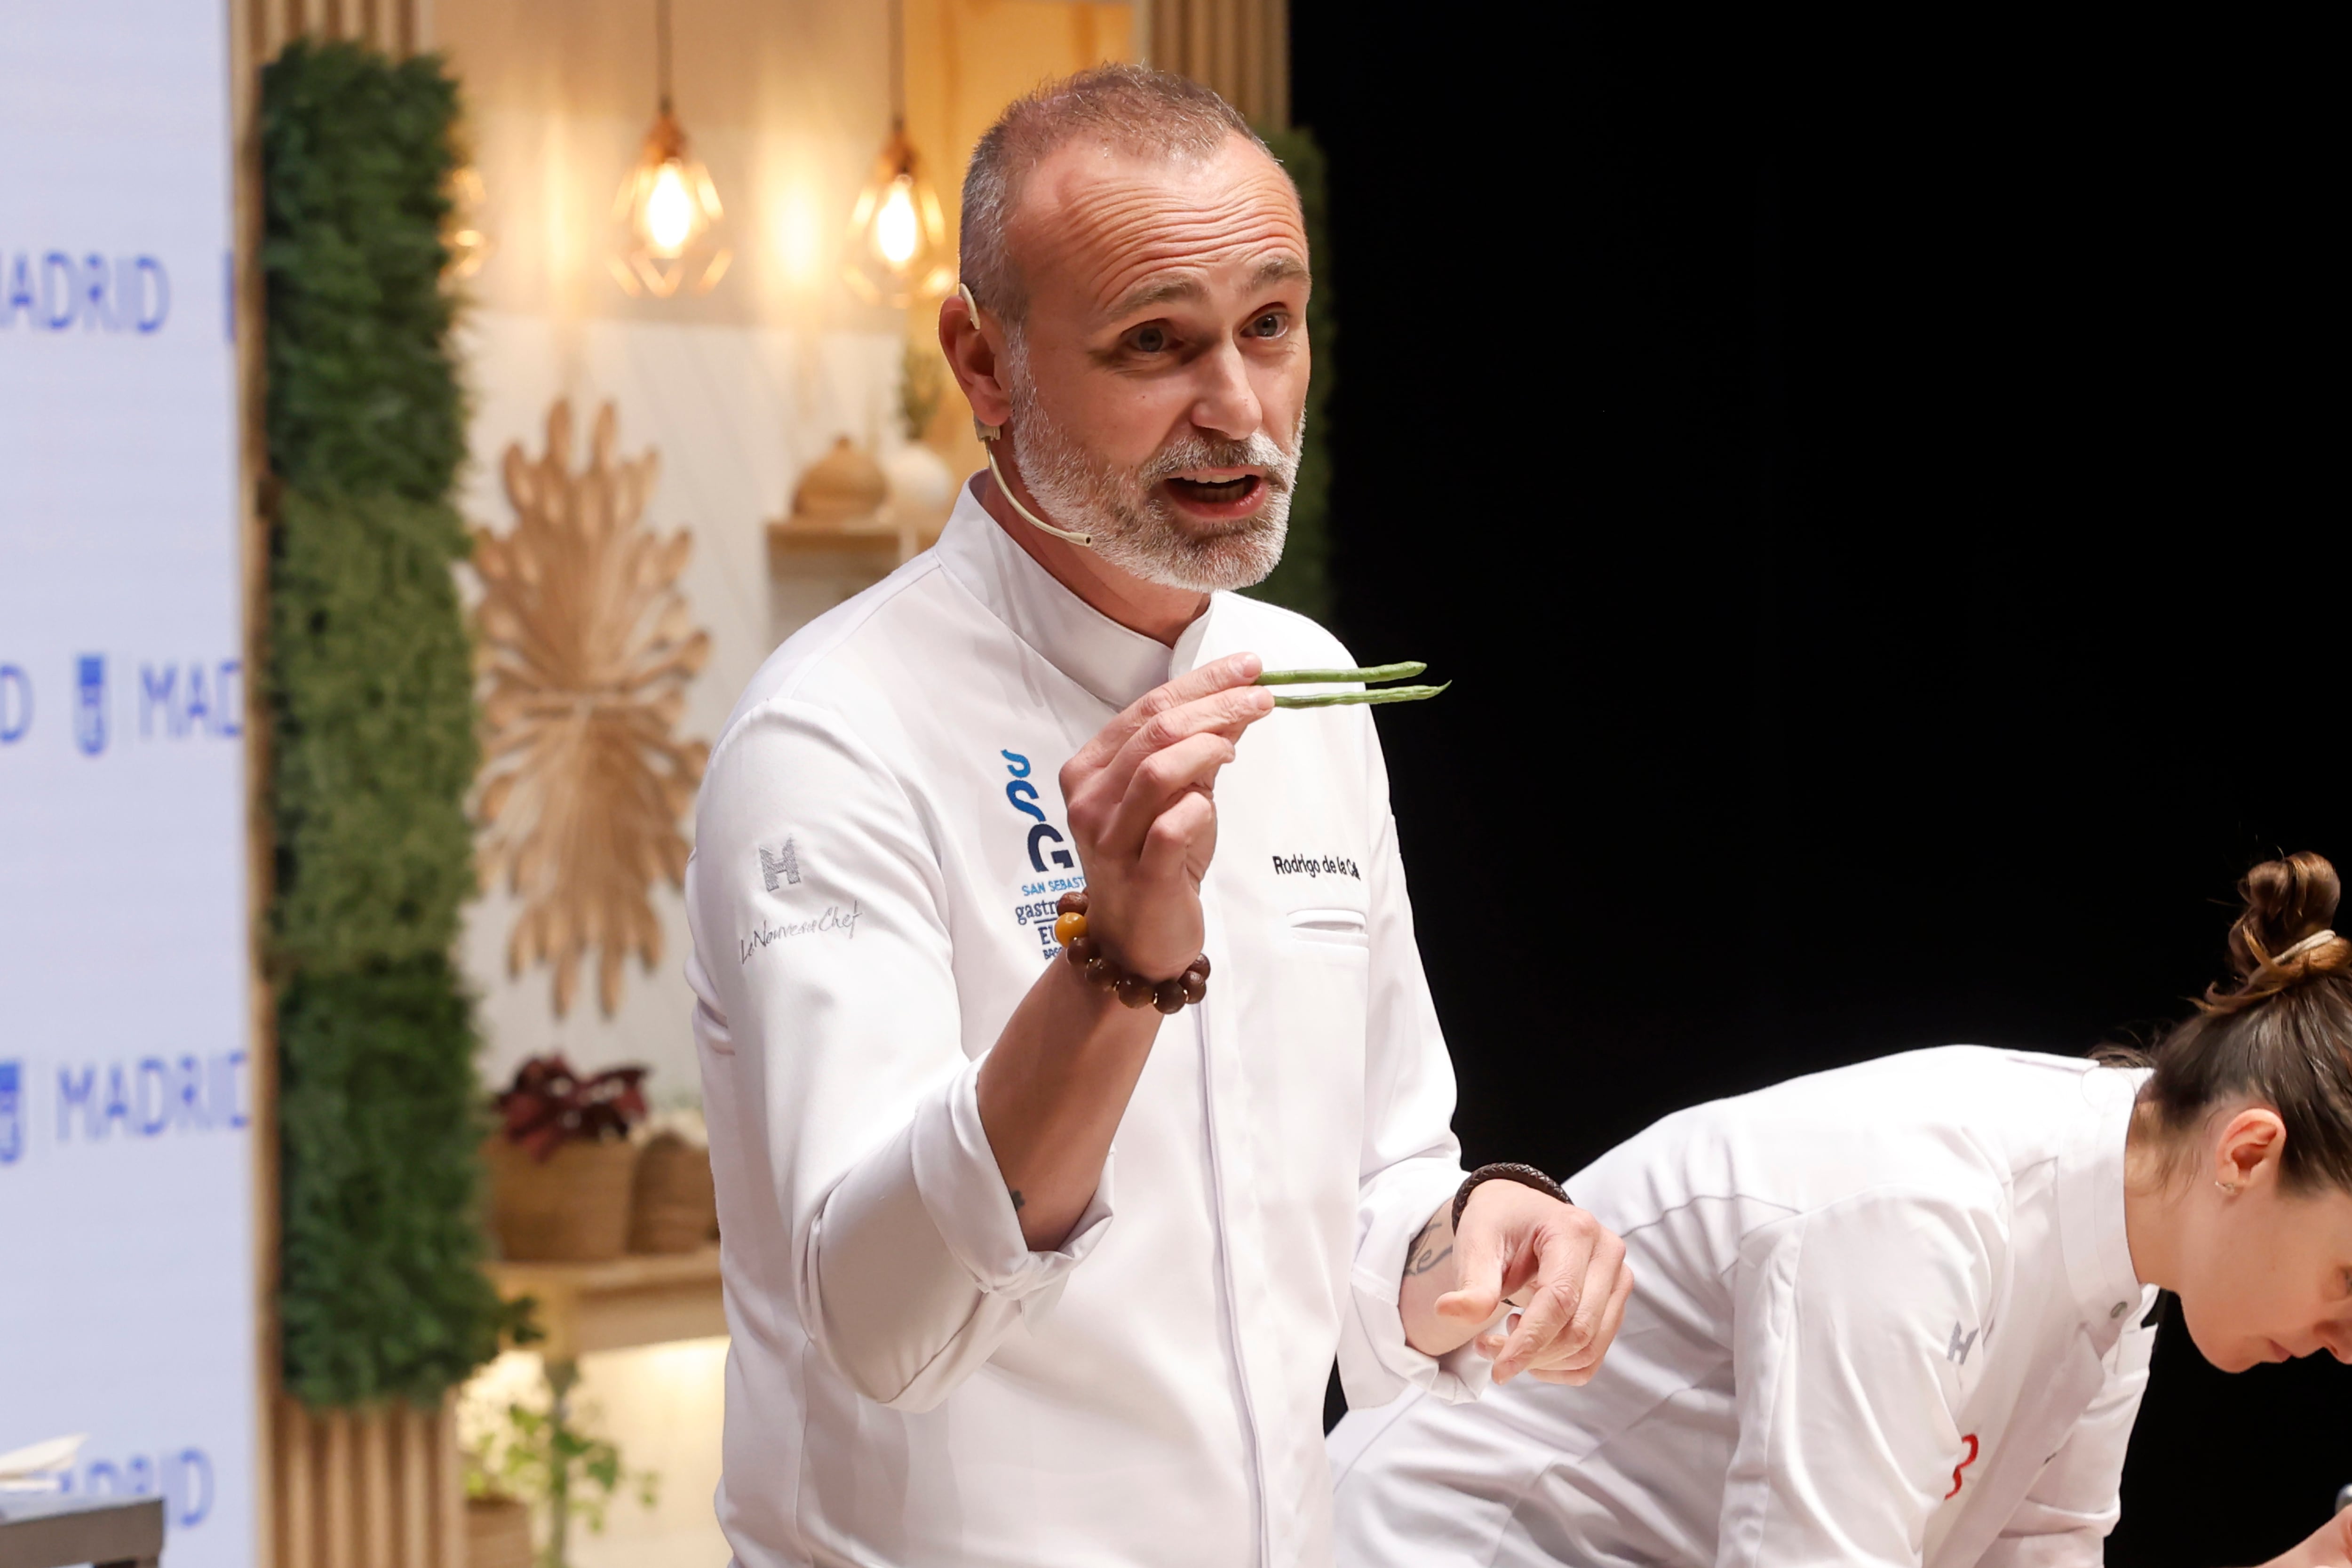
[958,283,1094,548]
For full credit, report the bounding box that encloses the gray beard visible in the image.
[1004,345,1299,593]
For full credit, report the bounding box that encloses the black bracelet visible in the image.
[1451,1162,1570,1234]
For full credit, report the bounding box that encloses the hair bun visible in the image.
[2206,852,2350,1014]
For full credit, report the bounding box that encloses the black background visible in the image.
[1290,7,2345,1563]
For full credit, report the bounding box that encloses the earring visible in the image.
[2215,1180,2241,1196]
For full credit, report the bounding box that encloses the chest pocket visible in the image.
[1284,907,1369,947]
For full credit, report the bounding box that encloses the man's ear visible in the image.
[2214,1106,2289,1191]
[938,288,1012,433]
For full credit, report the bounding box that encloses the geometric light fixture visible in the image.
[841,0,954,308]
[610,0,731,298]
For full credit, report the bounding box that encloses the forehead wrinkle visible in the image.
[1012,149,1307,324]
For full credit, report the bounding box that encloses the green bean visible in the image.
[1271,683,1450,708]
[1255,662,1427,686]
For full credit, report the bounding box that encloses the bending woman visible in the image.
[1330,852,2352,1568]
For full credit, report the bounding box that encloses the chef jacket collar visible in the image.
[935,478,1207,712]
[2053,1064,2151,1330]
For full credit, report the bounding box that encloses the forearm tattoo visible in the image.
[1404,1212,1453,1277]
[1009,1189,1026,1213]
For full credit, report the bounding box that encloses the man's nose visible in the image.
[1187,341,1263,441]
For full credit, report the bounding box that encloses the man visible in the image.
[685,65,1631,1568]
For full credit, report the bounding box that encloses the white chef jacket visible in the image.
[684,483,1478,1568]
[1328,1047,2158,1568]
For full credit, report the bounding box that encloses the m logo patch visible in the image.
[761,838,802,891]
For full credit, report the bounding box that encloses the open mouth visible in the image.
[1164,473,1264,510]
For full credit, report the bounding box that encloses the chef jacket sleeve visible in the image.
[1716,1189,1996,1568]
[691,697,1112,1413]
[1336,710,1479,1409]
[1973,1289,2157,1568]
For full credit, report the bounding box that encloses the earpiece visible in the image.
[958,285,1003,443]
[955,281,1092,549]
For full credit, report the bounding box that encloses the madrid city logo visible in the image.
[76,654,106,756]
[1000,749,1074,872]
[0,1060,23,1166]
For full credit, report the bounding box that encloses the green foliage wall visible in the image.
[262,39,507,1407]
[1244,127,1336,626]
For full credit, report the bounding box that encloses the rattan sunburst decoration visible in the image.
[473,399,711,1018]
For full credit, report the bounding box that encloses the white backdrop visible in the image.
[455,309,906,1103]
[0,4,254,1563]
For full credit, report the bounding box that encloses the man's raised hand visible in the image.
[1059,653,1275,981]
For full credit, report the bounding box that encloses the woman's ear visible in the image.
[938,288,1012,434]
[2212,1106,2289,1194]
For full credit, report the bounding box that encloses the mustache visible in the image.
[1140,432,1296,491]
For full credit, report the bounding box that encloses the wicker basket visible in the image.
[628,1130,719,1254]
[465,1495,533,1568]
[484,1135,640,1263]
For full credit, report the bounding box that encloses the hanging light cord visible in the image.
[888,0,906,127]
[657,0,674,114]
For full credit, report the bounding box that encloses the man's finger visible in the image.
[1136,788,1216,884]
[1102,733,1237,859]
[1067,653,1264,775]
[1530,1249,1635,1377]
[1496,1220,1623,1381]
[1088,683,1273,813]
[1433,1210,1511,1328]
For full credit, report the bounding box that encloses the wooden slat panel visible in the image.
[322,1409,357,1568]
[400,1403,433,1568]
[437,1395,466,1568]
[1148,0,1290,127]
[279,1399,314,1568]
[361,1408,394,1568]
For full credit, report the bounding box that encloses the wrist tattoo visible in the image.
[1404,1212,1453,1277]
[1009,1189,1025,1213]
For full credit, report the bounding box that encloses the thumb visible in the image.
[1434,1211,1507,1325]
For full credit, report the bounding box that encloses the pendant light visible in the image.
[610,0,731,298]
[441,163,493,285]
[842,0,954,308]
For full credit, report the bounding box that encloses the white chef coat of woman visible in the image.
[1329,852,2352,1568]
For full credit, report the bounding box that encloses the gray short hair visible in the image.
[960,64,1271,327]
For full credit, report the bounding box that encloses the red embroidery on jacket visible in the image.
[1946,1433,1981,1499]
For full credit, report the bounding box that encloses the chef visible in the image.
[1328,852,2352,1568]
[683,64,1630,1568]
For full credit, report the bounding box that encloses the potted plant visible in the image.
[465,1365,657,1568]
[484,1055,649,1263]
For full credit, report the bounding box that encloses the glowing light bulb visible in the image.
[645,161,696,257]
[874,177,920,269]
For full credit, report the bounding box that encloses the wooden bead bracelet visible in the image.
[1051,891,1209,1015]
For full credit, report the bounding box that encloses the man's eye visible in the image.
[1247,312,1287,338]
[1129,324,1170,353]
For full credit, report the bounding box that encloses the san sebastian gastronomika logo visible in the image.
[1001,749,1085,958]
[1001,749,1074,873]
